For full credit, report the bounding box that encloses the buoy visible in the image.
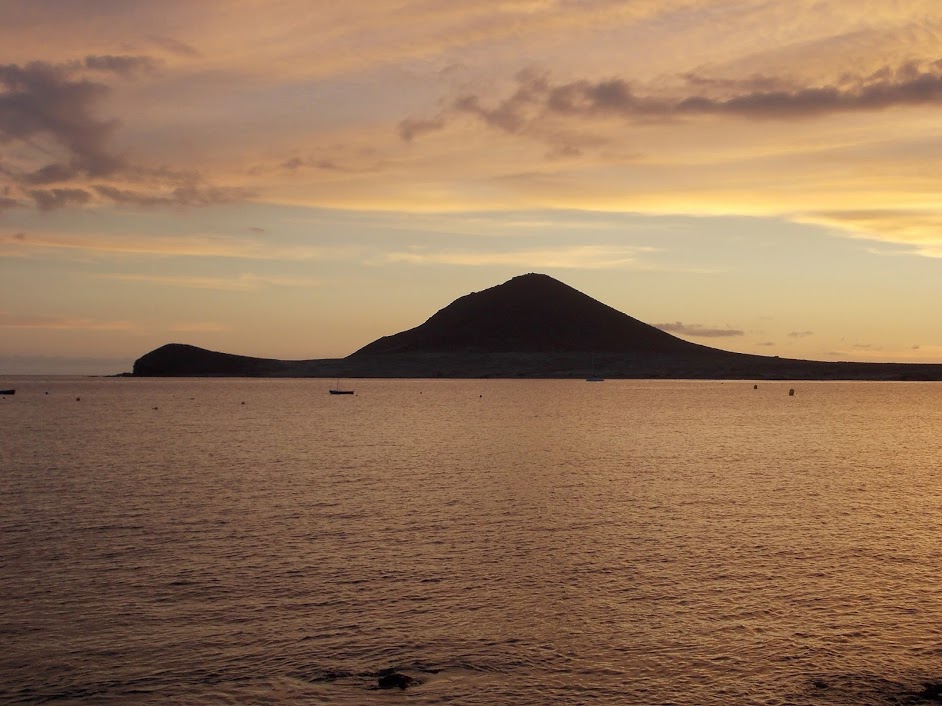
[754,384,758,389]
[76,397,81,401]
[788,388,795,396]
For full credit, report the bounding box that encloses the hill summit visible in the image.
[352,273,712,356]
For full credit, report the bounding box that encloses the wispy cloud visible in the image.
[98,272,323,291]
[798,210,942,255]
[168,321,230,333]
[399,115,447,142]
[0,197,21,211]
[383,244,656,269]
[0,309,229,335]
[0,230,355,261]
[80,54,159,77]
[826,343,942,363]
[788,330,815,338]
[93,183,253,207]
[655,321,744,337]
[28,188,93,211]
[0,312,134,331]
[143,34,200,58]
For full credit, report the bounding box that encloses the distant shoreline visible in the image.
[127,347,942,381]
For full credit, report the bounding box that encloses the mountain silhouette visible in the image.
[133,344,295,377]
[351,273,716,356]
[130,273,942,379]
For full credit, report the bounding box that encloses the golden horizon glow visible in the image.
[4,1,942,372]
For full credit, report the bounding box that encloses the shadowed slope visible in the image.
[352,273,717,356]
[132,343,293,376]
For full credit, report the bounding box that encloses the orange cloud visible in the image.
[98,272,323,290]
[796,210,942,255]
[3,0,942,257]
[0,312,134,331]
[0,230,356,261]
[382,244,665,269]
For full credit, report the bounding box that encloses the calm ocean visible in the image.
[3,378,942,705]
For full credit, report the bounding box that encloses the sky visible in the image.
[4,0,942,374]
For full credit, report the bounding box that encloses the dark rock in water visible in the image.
[918,682,942,701]
[377,672,416,690]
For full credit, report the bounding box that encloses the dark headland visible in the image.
[132,273,942,380]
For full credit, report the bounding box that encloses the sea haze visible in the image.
[3,378,942,704]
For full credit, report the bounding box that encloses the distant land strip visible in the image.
[129,343,942,380]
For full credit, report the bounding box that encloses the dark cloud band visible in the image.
[401,61,942,144]
[0,57,251,211]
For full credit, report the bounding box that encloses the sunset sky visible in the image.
[4,0,942,373]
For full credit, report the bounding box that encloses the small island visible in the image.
[131,273,942,380]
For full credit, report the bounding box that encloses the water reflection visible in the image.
[2,379,942,704]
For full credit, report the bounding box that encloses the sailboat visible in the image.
[329,379,354,395]
[585,354,604,381]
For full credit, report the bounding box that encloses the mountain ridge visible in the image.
[352,273,719,356]
[130,273,942,379]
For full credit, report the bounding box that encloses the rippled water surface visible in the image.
[4,378,942,704]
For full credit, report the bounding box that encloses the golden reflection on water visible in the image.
[3,379,942,704]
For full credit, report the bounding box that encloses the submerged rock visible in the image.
[377,672,416,690]
[917,681,942,701]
